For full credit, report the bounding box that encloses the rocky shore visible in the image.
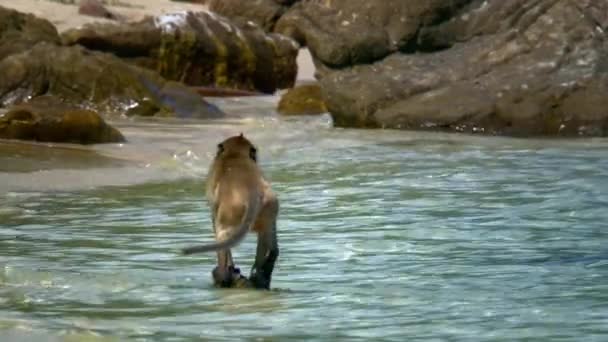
[0,1,299,144]
[1,0,608,142]
[215,0,608,137]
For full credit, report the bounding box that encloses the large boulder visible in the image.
[0,95,124,144]
[275,0,471,67]
[62,10,299,93]
[0,42,223,119]
[317,0,608,137]
[0,6,60,60]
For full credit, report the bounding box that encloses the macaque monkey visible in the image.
[182,134,279,289]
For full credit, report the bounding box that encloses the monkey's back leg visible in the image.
[212,203,244,287]
[250,191,279,289]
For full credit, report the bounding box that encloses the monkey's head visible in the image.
[216,133,257,162]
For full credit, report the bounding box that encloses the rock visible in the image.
[62,10,299,93]
[275,0,470,67]
[0,139,130,173]
[277,83,327,115]
[0,6,60,60]
[78,0,121,21]
[0,42,223,119]
[208,0,288,32]
[0,95,124,144]
[319,0,608,137]
[212,266,255,289]
[207,0,302,32]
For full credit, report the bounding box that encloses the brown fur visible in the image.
[182,134,279,289]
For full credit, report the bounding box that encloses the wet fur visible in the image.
[182,134,279,289]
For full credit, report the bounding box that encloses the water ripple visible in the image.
[2,129,608,340]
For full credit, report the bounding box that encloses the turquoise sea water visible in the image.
[1,97,608,341]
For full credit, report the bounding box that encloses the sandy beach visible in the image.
[0,0,206,31]
[0,0,316,81]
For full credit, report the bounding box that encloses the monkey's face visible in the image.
[216,134,257,162]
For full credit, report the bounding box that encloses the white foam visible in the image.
[154,11,188,33]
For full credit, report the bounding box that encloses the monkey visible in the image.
[181,134,279,290]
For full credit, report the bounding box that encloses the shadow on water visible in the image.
[538,252,608,267]
[475,252,608,268]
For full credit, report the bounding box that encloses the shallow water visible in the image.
[1,96,608,341]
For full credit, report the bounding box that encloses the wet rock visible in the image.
[277,83,327,115]
[212,266,257,289]
[319,0,608,137]
[0,42,223,119]
[275,0,470,67]
[0,139,131,172]
[208,0,289,32]
[0,96,124,144]
[211,268,274,290]
[62,10,299,93]
[0,6,60,60]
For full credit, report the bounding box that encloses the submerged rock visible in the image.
[0,42,223,119]
[0,6,60,60]
[211,266,274,290]
[62,10,299,93]
[0,96,124,144]
[312,0,608,137]
[278,83,327,115]
[0,139,130,172]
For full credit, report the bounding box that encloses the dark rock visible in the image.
[212,266,254,289]
[320,0,608,137]
[0,6,60,60]
[275,0,470,68]
[0,42,223,119]
[62,10,299,93]
[208,0,291,32]
[0,95,124,144]
[278,83,327,115]
[61,19,161,67]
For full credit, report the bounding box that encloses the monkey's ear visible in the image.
[249,146,257,162]
[216,143,224,155]
[239,132,244,138]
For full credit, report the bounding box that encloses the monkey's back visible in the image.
[209,156,262,227]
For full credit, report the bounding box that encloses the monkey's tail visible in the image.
[181,192,260,255]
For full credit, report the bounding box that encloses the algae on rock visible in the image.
[278,84,327,115]
[62,11,298,93]
[0,95,124,144]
